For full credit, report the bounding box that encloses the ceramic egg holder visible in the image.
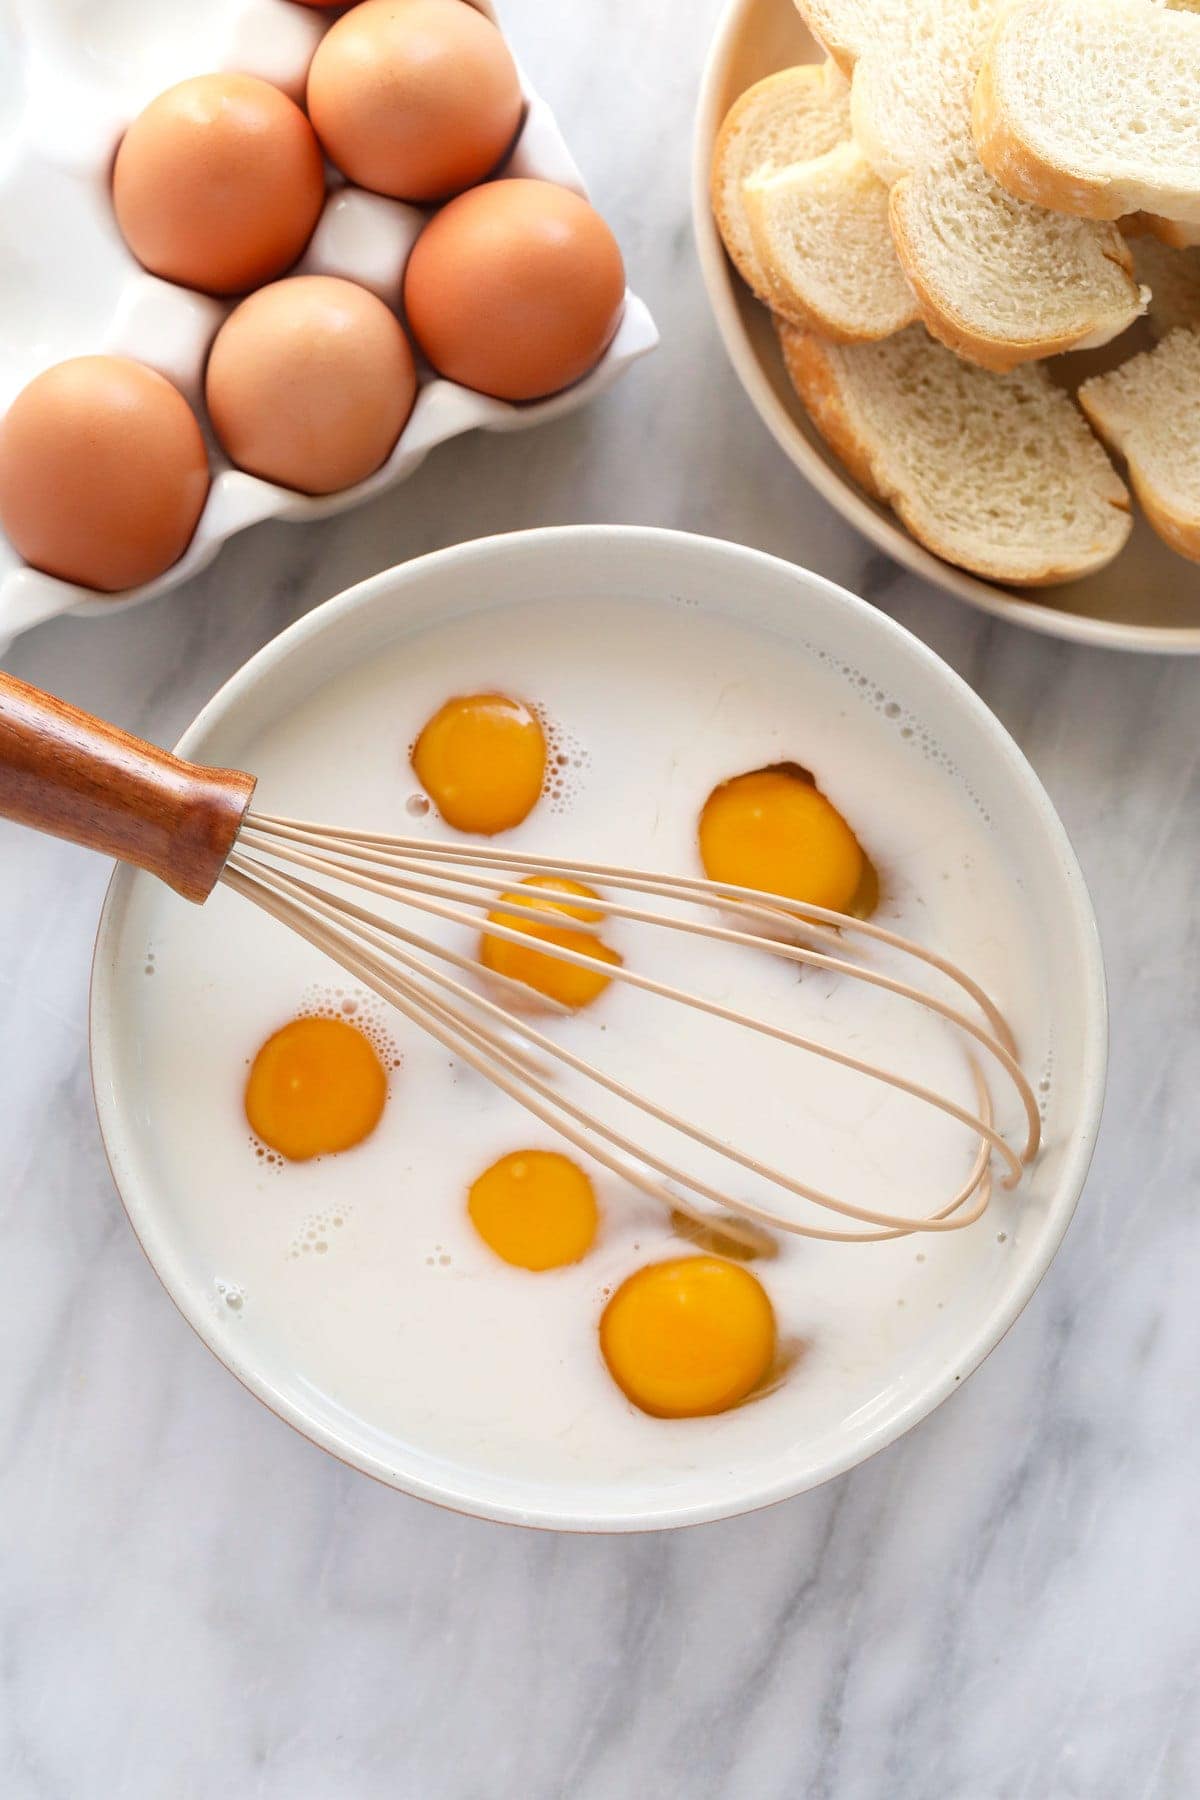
[0,0,658,653]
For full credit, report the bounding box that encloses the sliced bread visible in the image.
[743,142,919,341]
[799,0,976,183]
[710,63,850,305]
[1132,236,1200,338]
[786,0,876,78]
[892,152,1145,368]
[845,0,980,188]
[778,320,1132,584]
[1079,328,1200,560]
[793,0,1145,368]
[973,0,1200,226]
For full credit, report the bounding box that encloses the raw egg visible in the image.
[245,1015,387,1161]
[600,1256,777,1418]
[468,1149,598,1270]
[0,356,209,592]
[698,765,870,914]
[403,179,626,401]
[112,73,326,295]
[205,276,417,495]
[307,0,522,201]
[480,877,621,1009]
[411,692,545,833]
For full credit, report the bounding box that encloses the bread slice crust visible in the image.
[778,321,1132,584]
[1079,329,1200,562]
[888,158,1142,371]
[793,0,1144,366]
[743,141,919,341]
[710,63,850,305]
[973,0,1200,226]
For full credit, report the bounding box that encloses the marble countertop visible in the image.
[3,2,1200,1794]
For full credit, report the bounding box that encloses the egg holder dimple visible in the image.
[0,0,658,655]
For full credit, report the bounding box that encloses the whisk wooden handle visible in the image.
[0,671,256,902]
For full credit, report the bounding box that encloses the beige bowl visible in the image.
[693,0,1200,653]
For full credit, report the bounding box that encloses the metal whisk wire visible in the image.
[219,810,1040,1248]
[0,670,1040,1248]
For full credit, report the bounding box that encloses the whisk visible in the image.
[0,671,1040,1248]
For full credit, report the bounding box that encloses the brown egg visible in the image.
[403,179,626,400]
[307,0,522,202]
[112,73,326,296]
[205,276,417,495]
[0,356,209,592]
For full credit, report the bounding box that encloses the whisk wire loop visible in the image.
[225,849,1001,1238]
[235,825,1036,1171]
[219,811,1040,1246]
[250,813,1018,1047]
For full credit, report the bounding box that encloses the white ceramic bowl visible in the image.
[89,526,1107,1530]
[693,0,1200,654]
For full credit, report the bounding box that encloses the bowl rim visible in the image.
[692,0,1200,656]
[88,524,1108,1531]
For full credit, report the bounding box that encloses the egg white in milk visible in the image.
[114,596,1051,1500]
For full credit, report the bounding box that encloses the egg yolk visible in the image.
[411,693,546,834]
[468,1149,598,1270]
[245,1016,387,1162]
[600,1255,777,1418]
[698,765,867,913]
[480,876,621,1008]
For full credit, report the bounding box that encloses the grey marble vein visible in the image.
[3,1,1200,1795]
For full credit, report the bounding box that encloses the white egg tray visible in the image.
[0,0,658,654]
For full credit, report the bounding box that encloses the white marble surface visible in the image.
[3,2,1200,1794]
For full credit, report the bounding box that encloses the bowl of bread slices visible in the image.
[695,0,1200,651]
